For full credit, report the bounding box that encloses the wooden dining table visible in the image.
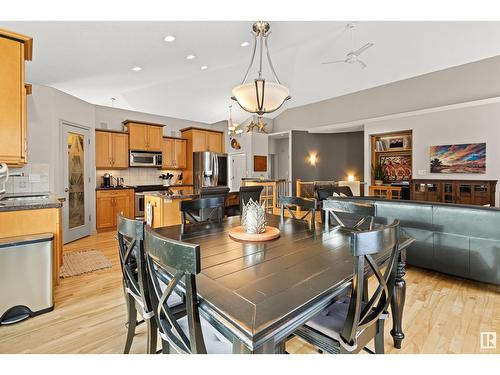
[154,215,415,353]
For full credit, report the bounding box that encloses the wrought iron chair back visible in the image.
[117,215,152,317]
[239,185,263,213]
[323,199,375,231]
[279,196,317,225]
[340,220,399,348]
[144,225,206,354]
[180,197,224,229]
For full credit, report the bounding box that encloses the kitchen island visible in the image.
[144,188,197,228]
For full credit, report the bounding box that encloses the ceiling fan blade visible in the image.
[321,59,346,65]
[357,59,367,69]
[353,42,374,56]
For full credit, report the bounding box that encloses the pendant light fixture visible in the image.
[227,105,242,136]
[231,21,291,116]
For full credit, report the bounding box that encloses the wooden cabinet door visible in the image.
[112,133,129,168]
[96,196,114,229]
[113,195,131,224]
[192,130,208,152]
[0,37,23,166]
[175,139,187,168]
[207,132,222,152]
[147,126,163,151]
[162,138,174,168]
[95,131,112,168]
[128,124,148,150]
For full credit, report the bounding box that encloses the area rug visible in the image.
[59,250,112,278]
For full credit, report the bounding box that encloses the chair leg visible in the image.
[161,339,171,354]
[146,317,158,354]
[374,319,385,354]
[123,294,138,354]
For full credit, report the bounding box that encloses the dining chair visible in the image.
[323,199,375,231]
[292,220,400,354]
[180,197,224,232]
[144,226,232,354]
[279,196,317,227]
[239,185,263,213]
[117,214,182,354]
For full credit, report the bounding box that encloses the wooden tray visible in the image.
[228,226,280,242]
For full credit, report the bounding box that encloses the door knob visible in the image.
[64,187,69,192]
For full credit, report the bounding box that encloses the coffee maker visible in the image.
[101,173,112,188]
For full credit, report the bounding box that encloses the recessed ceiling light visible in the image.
[186,54,195,60]
[164,35,176,42]
[240,41,249,47]
[201,65,208,70]
[132,66,142,71]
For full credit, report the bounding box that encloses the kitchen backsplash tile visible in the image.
[5,163,51,194]
[96,168,184,187]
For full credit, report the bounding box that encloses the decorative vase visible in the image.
[375,180,383,186]
[241,198,266,234]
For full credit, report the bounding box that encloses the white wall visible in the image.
[364,100,500,206]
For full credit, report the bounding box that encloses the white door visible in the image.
[61,122,91,243]
[229,153,246,191]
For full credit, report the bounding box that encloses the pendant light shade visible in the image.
[232,80,290,116]
[231,21,290,115]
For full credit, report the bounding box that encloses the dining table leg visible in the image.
[390,249,406,349]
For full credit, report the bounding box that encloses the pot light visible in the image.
[201,65,208,70]
[240,41,249,47]
[132,66,142,71]
[164,35,176,42]
[186,54,195,60]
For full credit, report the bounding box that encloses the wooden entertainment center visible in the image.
[411,179,497,206]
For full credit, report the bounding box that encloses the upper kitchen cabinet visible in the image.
[181,127,224,153]
[0,28,32,167]
[162,137,187,169]
[95,130,129,169]
[123,120,164,151]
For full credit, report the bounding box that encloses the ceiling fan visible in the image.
[322,23,374,69]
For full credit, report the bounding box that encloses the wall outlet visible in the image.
[418,170,427,175]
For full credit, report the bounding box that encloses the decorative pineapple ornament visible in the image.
[241,198,266,234]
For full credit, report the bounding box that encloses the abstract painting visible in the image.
[430,143,486,174]
[379,155,412,181]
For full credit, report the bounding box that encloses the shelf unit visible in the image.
[370,130,413,186]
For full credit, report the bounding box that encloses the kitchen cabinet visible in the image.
[183,128,224,153]
[95,130,129,169]
[96,189,134,231]
[123,120,164,151]
[0,29,32,167]
[180,127,225,184]
[162,137,187,169]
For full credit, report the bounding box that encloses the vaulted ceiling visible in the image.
[2,21,500,124]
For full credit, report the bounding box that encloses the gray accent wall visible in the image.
[274,55,500,132]
[291,131,364,193]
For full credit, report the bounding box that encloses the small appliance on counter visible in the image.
[101,173,113,188]
[177,172,183,185]
[116,177,125,187]
[159,173,174,186]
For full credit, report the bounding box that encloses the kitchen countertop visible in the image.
[144,188,197,200]
[0,193,63,212]
[95,186,134,191]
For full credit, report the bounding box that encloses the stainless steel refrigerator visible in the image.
[193,151,228,191]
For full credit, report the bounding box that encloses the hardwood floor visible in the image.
[0,230,498,354]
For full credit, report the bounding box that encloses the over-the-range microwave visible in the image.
[129,150,162,167]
